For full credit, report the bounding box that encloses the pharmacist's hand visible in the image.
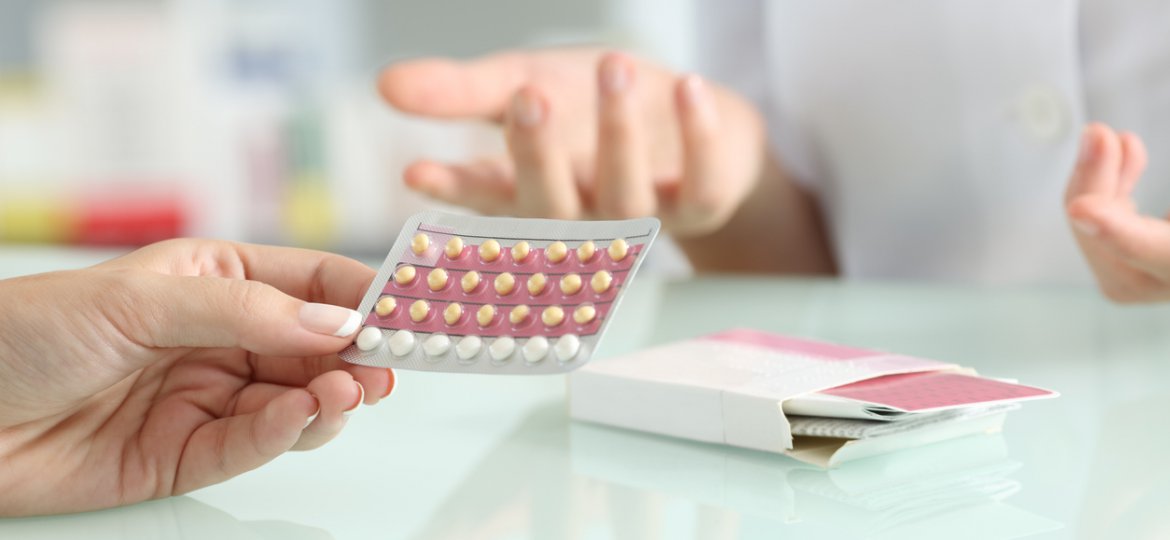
[1066,123,1170,303]
[378,49,765,237]
[0,239,396,516]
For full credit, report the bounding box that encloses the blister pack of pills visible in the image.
[340,211,660,374]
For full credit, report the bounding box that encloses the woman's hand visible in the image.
[378,49,767,238]
[1066,123,1170,302]
[0,239,396,516]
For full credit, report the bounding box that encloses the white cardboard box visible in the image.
[569,329,1008,468]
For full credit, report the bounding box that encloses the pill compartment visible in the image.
[339,211,660,374]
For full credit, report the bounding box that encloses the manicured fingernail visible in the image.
[1073,219,1099,237]
[381,369,397,399]
[512,91,543,127]
[299,303,362,337]
[343,382,365,417]
[303,395,320,429]
[600,57,630,94]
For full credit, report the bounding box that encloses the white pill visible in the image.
[356,327,383,351]
[489,336,516,362]
[388,330,416,356]
[522,336,549,363]
[423,334,452,357]
[456,336,482,360]
[555,334,581,362]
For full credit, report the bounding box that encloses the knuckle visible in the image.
[227,279,276,317]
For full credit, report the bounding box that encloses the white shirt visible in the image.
[697,0,1170,284]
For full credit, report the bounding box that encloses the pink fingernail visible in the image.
[600,58,630,94]
[299,303,362,337]
[343,382,365,417]
[512,92,543,127]
[1072,219,1099,237]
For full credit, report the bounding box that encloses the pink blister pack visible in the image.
[340,211,660,374]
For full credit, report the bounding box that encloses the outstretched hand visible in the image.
[378,49,766,237]
[1066,123,1170,302]
[0,239,395,516]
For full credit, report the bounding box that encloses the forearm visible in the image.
[677,153,837,274]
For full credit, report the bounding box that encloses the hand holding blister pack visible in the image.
[340,211,660,374]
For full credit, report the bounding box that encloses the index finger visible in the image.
[378,53,529,121]
[234,243,376,309]
[1065,123,1123,204]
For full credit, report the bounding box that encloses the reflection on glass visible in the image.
[411,404,1061,539]
[0,496,331,540]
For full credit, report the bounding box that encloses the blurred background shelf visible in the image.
[0,0,694,265]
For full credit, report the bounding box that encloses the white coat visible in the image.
[697,0,1170,284]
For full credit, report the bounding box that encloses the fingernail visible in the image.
[303,395,320,429]
[299,303,362,337]
[1073,219,1099,237]
[600,57,630,94]
[511,91,543,127]
[381,369,397,399]
[343,382,364,417]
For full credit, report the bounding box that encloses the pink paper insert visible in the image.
[822,371,1056,412]
[704,329,879,360]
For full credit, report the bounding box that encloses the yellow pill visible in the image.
[374,296,397,317]
[411,233,430,255]
[479,239,501,262]
[477,304,497,327]
[509,305,531,325]
[591,270,613,294]
[542,306,565,327]
[576,241,596,262]
[461,271,481,293]
[394,265,417,285]
[608,238,629,261]
[527,273,548,295]
[409,299,430,322]
[574,304,597,324]
[511,241,531,262]
[494,272,516,295]
[560,273,583,295]
[427,268,449,291]
[443,303,463,325]
[546,241,568,263]
[445,236,464,259]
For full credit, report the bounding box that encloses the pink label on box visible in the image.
[704,329,879,360]
[821,371,1057,412]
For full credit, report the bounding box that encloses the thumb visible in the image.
[378,53,529,120]
[117,272,363,358]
